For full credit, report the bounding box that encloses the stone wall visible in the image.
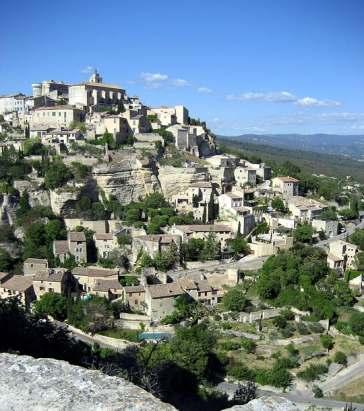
[0,353,176,410]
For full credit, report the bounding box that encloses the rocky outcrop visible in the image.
[28,189,51,208]
[50,188,80,215]
[0,353,175,411]
[93,156,160,204]
[158,165,209,199]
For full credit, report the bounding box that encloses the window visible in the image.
[52,112,56,116]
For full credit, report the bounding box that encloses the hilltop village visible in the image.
[1,72,364,408]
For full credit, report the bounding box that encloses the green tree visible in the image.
[34,293,68,321]
[294,224,314,243]
[221,285,248,312]
[349,229,364,251]
[271,197,286,212]
[170,323,216,381]
[320,334,334,350]
[0,248,13,272]
[44,161,73,189]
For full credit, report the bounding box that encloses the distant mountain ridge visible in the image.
[220,134,364,160]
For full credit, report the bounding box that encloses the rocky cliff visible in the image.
[93,152,160,204]
[0,353,175,411]
[158,165,210,199]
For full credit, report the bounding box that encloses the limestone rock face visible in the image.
[28,189,51,208]
[224,396,300,411]
[93,161,160,204]
[158,165,209,199]
[50,189,80,215]
[0,353,176,411]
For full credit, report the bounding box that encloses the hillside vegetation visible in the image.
[218,137,364,183]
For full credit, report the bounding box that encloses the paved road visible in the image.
[217,381,364,410]
[320,354,364,394]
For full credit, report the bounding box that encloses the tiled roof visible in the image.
[93,279,122,292]
[173,224,232,233]
[124,285,145,293]
[147,283,184,299]
[24,258,48,265]
[33,268,67,282]
[94,233,114,241]
[72,266,117,278]
[1,275,33,292]
[54,240,69,254]
[69,231,86,242]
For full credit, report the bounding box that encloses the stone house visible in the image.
[94,233,118,259]
[312,219,338,238]
[250,232,294,257]
[33,268,74,299]
[327,240,359,272]
[134,133,164,150]
[30,105,83,129]
[64,219,108,234]
[122,285,146,311]
[68,71,125,110]
[23,258,48,276]
[234,166,257,187]
[244,161,272,181]
[169,224,233,252]
[53,231,87,264]
[132,234,181,264]
[0,275,35,306]
[272,176,299,197]
[144,283,185,321]
[92,279,123,300]
[287,196,327,222]
[72,266,119,294]
[177,277,223,306]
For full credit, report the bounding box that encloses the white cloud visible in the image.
[140,72,169,88]
[295,97,341,107]
[81,65,95,74]
[226,91,297,103]
[197,87,213,94]
[171,78,189,87]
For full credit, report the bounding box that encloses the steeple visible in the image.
[89,69,102,84]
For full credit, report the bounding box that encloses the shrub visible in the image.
[273,315,287,329]
[333,351,347,366]
[233,381,257,405]
[313,385,323,398]
[220,340,241,351]
[297,322,311,335]
[297,364,328,382]
[320,334,334,351]
[308,322,324,334]
[240,338,257,354]
[285,343,299,356]
[227,364,256,381]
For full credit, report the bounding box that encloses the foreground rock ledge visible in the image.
[0,353,176,411]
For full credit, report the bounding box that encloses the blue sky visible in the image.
[1,0,364,135]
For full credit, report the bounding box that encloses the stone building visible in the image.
[0,276,35,306]
[132,234,181,264]
[287,196,326,222]
[33,268,74,299]
[169,224,233,251]
[30,105,83,129]
[250,232,294,257]
[72,266,119,294]
[68,71,125,110]
[94,232,118,259]
[272,176,299,197]
[92,279,123,300]
[53,231,87,264]
[327,240,359,272]
[23,258,48,276]
[122,285,146,311]
[144,283,185,321]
